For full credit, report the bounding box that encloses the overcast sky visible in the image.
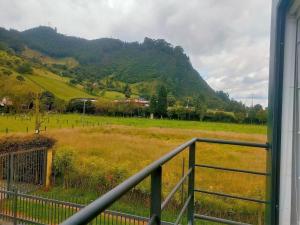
[0,0,271,106]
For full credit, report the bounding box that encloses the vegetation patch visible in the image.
[0,134,55,153]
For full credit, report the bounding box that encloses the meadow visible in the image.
[0,114,267,224]
[0,114,267,134]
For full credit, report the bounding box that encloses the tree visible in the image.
[124,84,132,99]
[34,92,43,134]
[16,63,33,74]
[40,91,55,111]
[194,95,207,121]
[167,94,176,107]
[216,91,230,102]
[84,82,94,94]
[150,95,158,115]
[157,86,168,117]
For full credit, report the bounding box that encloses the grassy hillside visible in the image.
[27,70,93,100]
[0,50,94,100]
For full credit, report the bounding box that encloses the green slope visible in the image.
[27,71,93,100]
[0,50,93,100]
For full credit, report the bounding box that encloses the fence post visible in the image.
[7,153,13,191]
[150,166,162,225]
[44,148,53,188]
[187,142,195,225]
[13,188,17,225]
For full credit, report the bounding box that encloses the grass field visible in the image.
[27,71,94,100]
[0,114,267,134]
[0,114,267,224]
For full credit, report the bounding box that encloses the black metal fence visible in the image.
[0,187,174,225]
[0,148,47,192]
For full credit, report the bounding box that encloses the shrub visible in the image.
[16,63,33,74]
[53,148,75,188]
[16,75,25,81]
[1,69,12,76]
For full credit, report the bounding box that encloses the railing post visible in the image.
[150,166,162,225]
[187,142,195,225]
[13,188,17,225]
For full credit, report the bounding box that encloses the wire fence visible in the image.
[0,114,109,134]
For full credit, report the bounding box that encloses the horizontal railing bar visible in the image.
[161,168,192,210]
[197,138,268,149]
[195,164,269,176]
[174,195,191,225]
[60,138,198,225]
[194,189,268,204]
[194,214,251,225]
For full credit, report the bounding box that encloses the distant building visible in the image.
[113,99,150,107]
[71,98,97,102]
[0,97,13,107]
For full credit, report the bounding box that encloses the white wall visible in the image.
[280,13,296,225]
[280,1,300,224]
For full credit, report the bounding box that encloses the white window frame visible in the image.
[280,1,300,224]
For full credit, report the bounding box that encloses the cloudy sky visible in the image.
[0,0,271,106]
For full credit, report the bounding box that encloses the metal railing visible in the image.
[0,187,174,225]
[61,138,269,225]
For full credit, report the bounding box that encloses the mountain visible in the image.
[0,26,223,106]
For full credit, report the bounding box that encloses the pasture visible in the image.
[0,114,267,134]
[0,114,267,223]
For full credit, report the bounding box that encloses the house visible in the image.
[113,98,150,107]
[0,97,13,107]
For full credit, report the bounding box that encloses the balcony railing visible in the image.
[60,138,269,225]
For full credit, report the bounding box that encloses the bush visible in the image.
[16,75,25,81]
[203,111,237,123]
[67,99,96,114]
[16,63,33,74]
[1,69,12,76]
[53,148,75,188]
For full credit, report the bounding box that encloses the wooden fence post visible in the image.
[44,148,53,188]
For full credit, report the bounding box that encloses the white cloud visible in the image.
[0,0,272,106]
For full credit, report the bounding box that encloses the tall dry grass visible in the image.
[47,125,267,202]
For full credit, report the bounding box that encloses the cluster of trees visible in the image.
[0,91,66,114]
[67,99,148,117]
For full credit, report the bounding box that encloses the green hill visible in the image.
[0,26,224,107]
[0,50,93,101]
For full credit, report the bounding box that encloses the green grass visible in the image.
[102,91,126,100]
[102,91,139,100]
[0,114,266,135]
[27,73,94,100]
